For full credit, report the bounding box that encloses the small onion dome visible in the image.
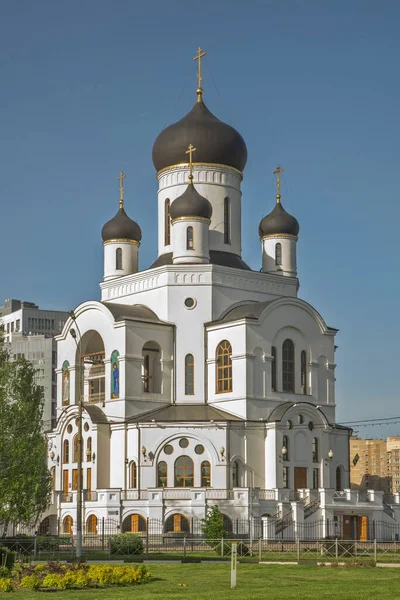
[152,100,247,173]
[258,198,299,238]
[101,207,142,242]
[169,183,213,222]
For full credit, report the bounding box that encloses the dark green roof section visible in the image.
[129,404,243,423]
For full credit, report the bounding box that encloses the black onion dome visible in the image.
[258,201,299,238]
[170,183,213,221]
[101,207,142,242]
[152,100,247,172]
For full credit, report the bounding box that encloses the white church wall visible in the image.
[262,236,297,276]
[103,240,139,281]
[171,218,210,264]
[157,165,243,257]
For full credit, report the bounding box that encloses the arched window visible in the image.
[63,515,73,535]
[201,461,211,487]
[336,466,343,491]
[143,354,150,393]
[86,437,92,462]
[63,440,69,464]
[271,346,277,392]
[131,461,137,488]
[174,456,194,487]
[282,435,289,461]
[232,460,239,487]
[186,226,194,250]
[185,354,194,395]
[216,340,232,393]
[301,350,307,394]
[73,434,79,463]
[39,516,50,535]
[221,514,233,534]
[282,339,295,393]
[275,243,282,266]
[157,461,167,487]
[312,438,319,462]
[116,247,123,270]
[165,199,171,245]
[86,514,97,534]
[164,514,190,533]
[224,197,230,244]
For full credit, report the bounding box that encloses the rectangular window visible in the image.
[186,226,194,250]
[63,470,69,492]
[87,468,92,492]
[6,323,9,333]
[313,468,320,489]
[16,319,20,332]
[224,197,230,244]
[185,354,194,395]
[72,469,78,490]
[11,322,14,333]
[283,466,289,489]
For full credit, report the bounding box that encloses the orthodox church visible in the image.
[45,50,396,541]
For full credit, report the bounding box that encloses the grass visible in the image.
[4,563,400,599]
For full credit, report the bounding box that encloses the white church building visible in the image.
[44,51,400,541]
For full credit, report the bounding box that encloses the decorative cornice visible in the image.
[103,239,140,246]
[157,162,243,179]
[171,216,211,225]
[260,233,298,241]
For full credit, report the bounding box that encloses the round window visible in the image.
[308,421,314,431]
[67,424,73,434]
[84,423,89,432]
[75,418,80,427]
[298,415,304,425]
[164,444,174,455]
[286,420,293,430]
[184,297,196,309]
[195,444,205,455]
[179,438,189,448]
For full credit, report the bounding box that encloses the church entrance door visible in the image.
[294,467,307,490]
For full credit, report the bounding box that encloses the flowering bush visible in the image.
[3,561,150,591]
[0,577,13,592]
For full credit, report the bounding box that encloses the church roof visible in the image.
[259,200,299,238]
[101,207,142,242]
[169,183,213,221]
[102,302,162,323]
[152,99,248,173]
[218,300,274,323]
[129,404,243,423]
[149,250,251,270]
[83,404,109,424]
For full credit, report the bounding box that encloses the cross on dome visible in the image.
[117,171,126,208]
[273,165,284,203]
[185,144,197,183]
[193,47,206,102]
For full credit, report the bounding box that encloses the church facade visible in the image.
[45,51,399,540]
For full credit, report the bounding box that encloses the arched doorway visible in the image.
[142,342,162,393]
[164,514,190,534]
[122,514,147,533]
[221,514,233,534]
[79,331,105,405]
[86,514,97,534]
[63,515,73,534]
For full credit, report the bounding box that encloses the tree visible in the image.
[201,505,227,545]
[0,327,52,537]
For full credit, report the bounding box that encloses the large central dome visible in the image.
[152,99,248,173]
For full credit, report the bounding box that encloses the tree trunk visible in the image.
[1,517,10,538]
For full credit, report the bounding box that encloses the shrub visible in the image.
[109,533,144,556]
[0,566,10,579]
[0,578,13,592]
[20,575,41,590]
[0,547,15,570]
[201,506,227,547]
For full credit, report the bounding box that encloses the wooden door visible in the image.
[63,470,69,492]
[343,515,352,538]
[294,467,307,490]
[72,469,78,490]
[131,514,139,533]
[357,516,368,541]
[87,468,92,492]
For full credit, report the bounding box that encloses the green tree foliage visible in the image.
[201,505,227,546]
[0,327,52,536]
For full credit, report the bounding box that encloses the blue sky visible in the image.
[1,0,399,434]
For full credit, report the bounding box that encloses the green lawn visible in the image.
[5,563,400,599]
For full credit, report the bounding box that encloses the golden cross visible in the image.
[185,144,197,183]
[117,171,126,208]
[273,165,284,201]
[193,47,206,101]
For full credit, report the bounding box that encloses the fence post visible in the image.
[71,535,74,559]
[184,537,187,559]
[335,537,338,560]
[221,537,224,558]
[57,518,60,537]
[146,519,149,560]
[33,532,38,559]
[354,540,357,556]
[374,539,377,563]
[108,537,112,560]
[297,538,300,562]
[101,518,105,551]
[258,537,262,561]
